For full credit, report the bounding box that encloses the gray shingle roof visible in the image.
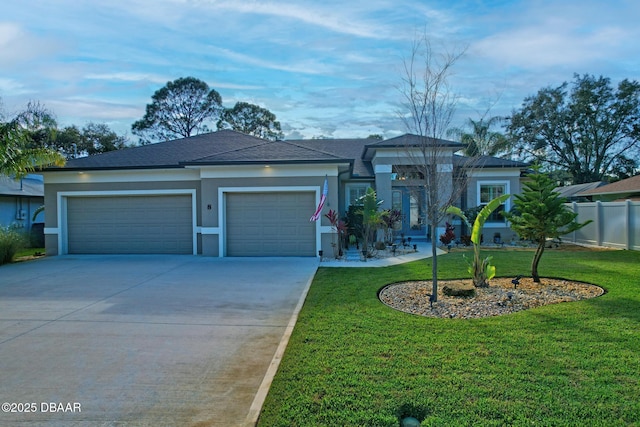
[555,181,607,199]
[367,134,464,149]
[59,130,268,169]
[285,138,373,177]
[185,139,348,164]
[47,130,527,177]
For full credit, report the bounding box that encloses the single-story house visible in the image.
[578,174,640,202]
[42,130,528,257]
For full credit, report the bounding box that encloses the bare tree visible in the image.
[398,35,469,302]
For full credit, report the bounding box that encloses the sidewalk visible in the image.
[319,241,444,267]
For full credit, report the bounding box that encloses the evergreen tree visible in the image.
[503,167,590,282]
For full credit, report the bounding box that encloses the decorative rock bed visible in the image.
[379,277,605,319]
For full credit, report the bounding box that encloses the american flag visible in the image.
[310,177,328,221]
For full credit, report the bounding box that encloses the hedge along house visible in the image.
[42,130,528,257]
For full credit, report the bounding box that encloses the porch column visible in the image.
[374,164,392,210]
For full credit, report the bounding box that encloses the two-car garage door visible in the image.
[66,195,193,254]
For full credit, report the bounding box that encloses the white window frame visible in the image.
[345,183,371,207]
[477,180,510,227]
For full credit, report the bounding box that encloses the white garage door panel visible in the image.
[67,195,193,254]
[226,192,315,256]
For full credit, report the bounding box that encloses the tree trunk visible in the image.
[532,240,545,283]
[431,217,438,302]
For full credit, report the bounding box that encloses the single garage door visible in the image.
[66,195,193,254]
[226,192,315,256]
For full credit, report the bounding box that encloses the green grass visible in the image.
[14,247,45,258]
[258,249,640,426]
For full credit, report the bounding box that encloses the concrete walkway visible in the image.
[319,241,441,267]
[0,255,317,427]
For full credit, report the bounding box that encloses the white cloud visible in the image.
[47,98,143,121]
[0,22,60,67]
[0,78,31,95]
[470,0,640,72]
[3,0,638,140]
[203,1,399,40]
[474,23,630,70]
[206,45,337,75]
[84,72,168,84]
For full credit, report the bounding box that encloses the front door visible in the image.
[392,188,427,240]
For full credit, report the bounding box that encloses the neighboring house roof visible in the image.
[0,174,44,197]
[555,181,607,200]
[578,174,640,198]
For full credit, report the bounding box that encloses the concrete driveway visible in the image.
[0,255,318,426]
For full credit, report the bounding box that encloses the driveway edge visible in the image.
[243,264,319,426]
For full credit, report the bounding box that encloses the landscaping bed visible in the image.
[380,277,605,319]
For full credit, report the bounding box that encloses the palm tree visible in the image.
[1,122,65,178]
[448,115,510,157]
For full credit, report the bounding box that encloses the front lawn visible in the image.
[258,249,640,426]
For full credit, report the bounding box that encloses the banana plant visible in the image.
[446,193,510,287]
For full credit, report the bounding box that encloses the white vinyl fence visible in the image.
[566,200,640,250]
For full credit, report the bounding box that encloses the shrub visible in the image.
[0,225,28,265]
[439,221,455,245]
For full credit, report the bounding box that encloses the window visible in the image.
[392,165,424,180]
[346,184,369,206]
[478,182,509,223]
[392,190,402,211]
[480,184,505,204]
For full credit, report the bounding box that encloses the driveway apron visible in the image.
[0,255,318,426]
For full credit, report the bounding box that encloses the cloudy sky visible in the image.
[1,0,638,140]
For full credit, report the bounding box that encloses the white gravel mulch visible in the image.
[379,277,605,319]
